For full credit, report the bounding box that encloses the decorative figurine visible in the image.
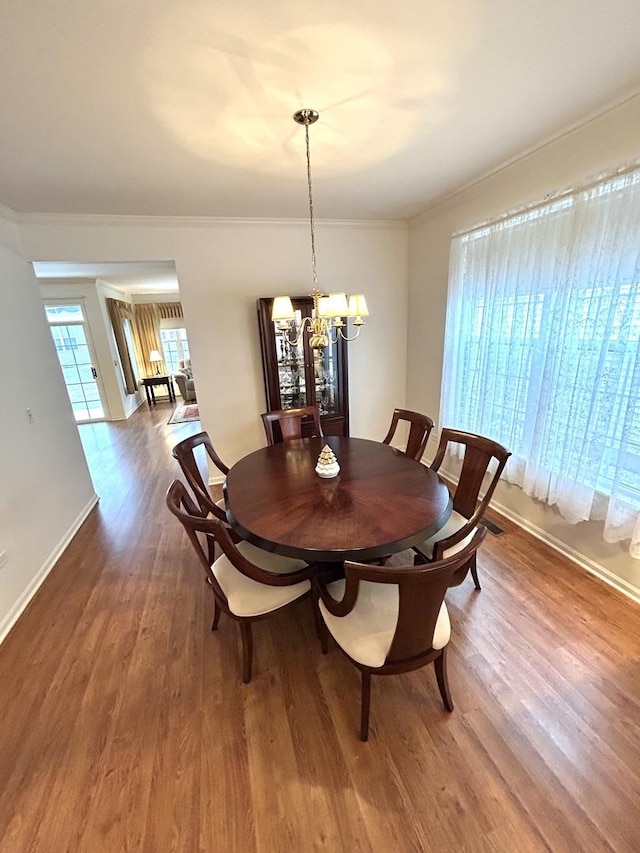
[315,444,340,478]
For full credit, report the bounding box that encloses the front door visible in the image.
[44,301,106,422]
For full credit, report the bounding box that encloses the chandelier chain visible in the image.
[305,123,318,290]
[271,108,367,349]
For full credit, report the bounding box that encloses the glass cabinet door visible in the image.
[312,344,339,416]
[274,308,307,409]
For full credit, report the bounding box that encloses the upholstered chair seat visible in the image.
[413,510,476,560]
[319,579,450,669]
[214,542,309,618]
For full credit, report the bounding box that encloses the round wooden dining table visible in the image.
[224,436,452,564]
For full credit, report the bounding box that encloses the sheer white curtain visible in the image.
[441,167,640,557]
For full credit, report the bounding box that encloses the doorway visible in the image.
[44,301,107,422]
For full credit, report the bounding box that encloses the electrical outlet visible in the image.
[26,407,34,423]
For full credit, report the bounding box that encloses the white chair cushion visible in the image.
[213,541,309,618]
[415,510,476,559]
[319,579,450,669]
[236,541,307,574]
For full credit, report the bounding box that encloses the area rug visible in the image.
[168,404,200,424]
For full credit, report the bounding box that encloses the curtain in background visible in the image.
[441,166,640,557]
[106,298,138,395]
[133,304,163,377]
[157,302,183,320]
[133,302,183,375]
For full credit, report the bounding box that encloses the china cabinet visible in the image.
[257,297,349,436]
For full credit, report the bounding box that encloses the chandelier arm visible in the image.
[282,315,311,347]
[327,326,339,345]
[336,325,363,343]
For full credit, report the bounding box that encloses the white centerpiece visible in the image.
[315,444,340,478]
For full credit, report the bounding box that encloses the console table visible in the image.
[141,375,175,405]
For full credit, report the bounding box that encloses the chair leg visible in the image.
[318,609,329,655]
[211,598,221,631]
[360,671,372,741]
[320,620,329,655]
[434,646,454,712]
[470,553,481,591]
[239,620,253,684]
[312,597,329,654]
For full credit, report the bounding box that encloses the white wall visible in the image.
[408,94,640,598]
[20,218,409,465]
[0,214,97,642]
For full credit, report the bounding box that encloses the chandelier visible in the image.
[271,108,369,350]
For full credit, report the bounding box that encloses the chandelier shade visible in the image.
[271,108,369,349]
[271,296,296,321]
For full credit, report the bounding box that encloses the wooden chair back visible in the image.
[166,479,311,591]
[172,431,228,522]
[382,408,434,461]
[344,525,487,672]
[165,478,220,593]
[430,429,511,521]
[343,527,486,668]
[261,405,323,445]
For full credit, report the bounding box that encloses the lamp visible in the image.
[149,349,163,375]
[272,108,369,349]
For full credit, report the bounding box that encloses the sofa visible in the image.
[172,360,197,402]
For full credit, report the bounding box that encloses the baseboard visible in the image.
[437,464,640,605]
[489,499,640,605]
[0,493,100,645]
[209,473,225,486]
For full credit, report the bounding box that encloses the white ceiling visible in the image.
[2,0,640,221]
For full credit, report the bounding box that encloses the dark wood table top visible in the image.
[224,436,452,563]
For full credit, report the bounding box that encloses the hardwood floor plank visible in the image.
[0,404,639,852]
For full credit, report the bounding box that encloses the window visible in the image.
[442,167,640,557]
[160,327,190,374]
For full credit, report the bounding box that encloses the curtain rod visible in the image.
[453,161,640,239]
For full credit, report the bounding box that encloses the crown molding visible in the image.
[410,87,640,226]
[0,201,18,222]
[14,211,408,231]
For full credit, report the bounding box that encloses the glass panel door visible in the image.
[274,308,308,409]
[312,343,339,416]
[45,302,106,422]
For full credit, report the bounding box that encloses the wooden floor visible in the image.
[1,404,639,852]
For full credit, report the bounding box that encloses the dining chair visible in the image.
[261,405,323,445]
[172,431,230,525]
[316,527,486,740]
[413,429,511,590]
[166,479,312,683]
[382,408,435,461]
